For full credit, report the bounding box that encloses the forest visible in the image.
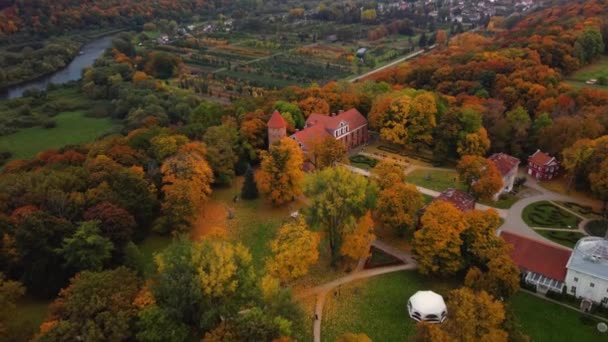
[1,0,608,341]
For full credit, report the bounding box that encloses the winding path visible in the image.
[298,247,417,342]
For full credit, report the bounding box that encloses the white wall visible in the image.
[565,269,608,305]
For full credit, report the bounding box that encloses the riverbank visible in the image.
[0,28,124,99]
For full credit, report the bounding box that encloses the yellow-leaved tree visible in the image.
[309,136,348,170]
[412,201,466,275]
[457,127,491,157]
[266,218,320,283]
[370,161,406,190]
[256,138,304,206]
[336,332,373,342]
[341,211,375,260]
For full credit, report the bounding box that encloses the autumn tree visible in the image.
[58,220,114,271]
[304,166,378,265]
[457,127,491,157]
[298,97,330,117]
[412,322,452,342]
[309,136,348,169]
[241,165,259,200]
[371,160,406,190]
[440,287,508,342]
[436,30,448,48]
[376,182,424,236]
[589,158,608,213]
[83,201,137,252]
[340,211,375,260]
[0,274,24,338]
[457,155,503,200]
[256,138,304,206]
[505,106,531,157]
[370,91,437,148]
[412,201,466,276]
[465,253,520,299]
[38,267,140,341]
[160,142,214,232]
[562,139,595,191]
[266,218,320,283]
[461,209,503,263]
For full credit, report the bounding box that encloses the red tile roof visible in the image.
[528,150,556,166]
[267,110,287,129]
[501,231,571,282]
[291,124,332,151]
[434,188,475,212]
[488,153,520,176]
[306,108,367,131]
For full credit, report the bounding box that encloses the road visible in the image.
[348,45,437,83]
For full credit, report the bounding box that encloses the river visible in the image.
[0,35,115,100]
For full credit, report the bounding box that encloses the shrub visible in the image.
[546,289,564,301]
[42,119,57,129]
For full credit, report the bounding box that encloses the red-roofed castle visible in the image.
[267,110,288,146]
[267,108,368,152]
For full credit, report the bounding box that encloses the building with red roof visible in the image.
[501,231,572,293]
[290,108,368,152]
[488,153,520,200]
[527,149,559,181]
[417,188,475,228]
[267,110,287,146]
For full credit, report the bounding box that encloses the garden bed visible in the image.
[349,154,378,169]
[522,201,581,229]
[364,247,404,269]
[534,229,586,249]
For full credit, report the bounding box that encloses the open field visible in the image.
[0,110,118,161]
[321,271,605,341]
[565,56,608,91]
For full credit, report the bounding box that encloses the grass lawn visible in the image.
[7,296,51,342]
[479,193,520,209]
[137,233,173,277]
[534,229,585,249]
[322,271,454,341]
[568,56,608,82]
[556,201,603,219]
[349,154,378,171]
[510,292,606,342]
[0,111,119,161]
[405,169,466,192]
[538,177,595,201]
[522,201,581,229]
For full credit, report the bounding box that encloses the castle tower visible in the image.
[267,110,287,146]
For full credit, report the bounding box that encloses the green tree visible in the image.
[136,305,190,342]
[58,220,113,271]
[273,101,304,129]
[38,267,140,341]
[304,166,378,265]
[574,28,605,64]
[241,165,259,200]
[203,119,239,185]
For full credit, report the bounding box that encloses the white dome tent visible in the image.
[407,291,447,323]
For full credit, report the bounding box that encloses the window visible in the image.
[574,277,578,282]
[603,297,608,304]
[590,283,595,288]
[571,286,576,294]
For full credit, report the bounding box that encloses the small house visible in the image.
[488,153,520,200]
[527,150,559,181]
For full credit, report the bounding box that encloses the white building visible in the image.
[488,153,520,201]
[565,237,608,308]
[408,291,448,323]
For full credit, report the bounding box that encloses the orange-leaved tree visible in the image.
[376,182,424,236]
[256,138,304,206]
[371,160,406,190]
[309,136,348,169]
[412,201,466,275]
[340,210,376,260]
[456,155,503,200]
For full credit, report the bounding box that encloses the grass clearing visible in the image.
[522,201,581,229]
[510,292,605,341]
[568,56,608,82]
[0,110,118,161]
[405,169,465,192]
[7,296,51,342]
[138,234,173,277]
